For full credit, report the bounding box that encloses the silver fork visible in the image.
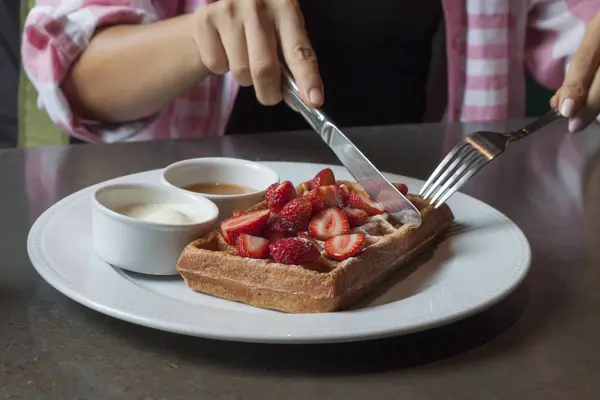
[420,109,563,208]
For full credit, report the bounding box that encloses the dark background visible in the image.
[0,0,20,149]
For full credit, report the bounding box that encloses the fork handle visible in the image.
[508,109,562,141]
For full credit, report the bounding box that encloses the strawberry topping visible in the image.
[297,181,312,194]
[324,233,366,261]
[337,183,351,206]
[394,183,409,196]
[263,212,298,237]
[281,198,313,231]
[220,209,270,245]
[298,231,322,250]
[312,168,336,188]
[262,226,287,242]
[317,185,344,208]
[236,234,270,259]
[309,208,350,240]
[304,188,327,213]
[341,207,369,227]
[270,237,321,265]
[265,181,296,212]
[347,192,385,216]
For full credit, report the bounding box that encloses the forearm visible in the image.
[62,14,208,123]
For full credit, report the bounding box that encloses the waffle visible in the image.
[177,179,454,313]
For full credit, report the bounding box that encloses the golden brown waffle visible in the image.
[177,180,454,313]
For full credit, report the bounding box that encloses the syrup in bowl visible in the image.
[183,182,257,196]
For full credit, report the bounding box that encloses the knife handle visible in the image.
[281,66,327,133]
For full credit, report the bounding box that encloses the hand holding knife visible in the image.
[280,66,423,227]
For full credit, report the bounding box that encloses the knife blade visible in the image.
[281,68,422,227]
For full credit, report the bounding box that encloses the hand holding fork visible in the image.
[420,109,563,208]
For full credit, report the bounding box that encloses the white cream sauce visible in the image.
[115,203,196,225]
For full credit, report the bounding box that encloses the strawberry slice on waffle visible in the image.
[236,234,270,259]
[309,208,350,240]
[348,192,384,215]
[324,233,366,261]
[220,209,271,245]
[270,237,320,265]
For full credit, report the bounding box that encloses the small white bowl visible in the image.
[92,183,219,275]
[161,157,279,222]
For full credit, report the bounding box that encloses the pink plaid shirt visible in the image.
[22,0,600,144]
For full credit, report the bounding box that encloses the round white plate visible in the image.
[27,162,531,344]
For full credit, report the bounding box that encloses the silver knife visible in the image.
[281,68,423,227]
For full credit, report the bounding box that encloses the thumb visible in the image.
[557,60,592,119]
[556,13,600,118]
[550,72,589,118]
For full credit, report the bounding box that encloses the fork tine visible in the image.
[419,142,469,196]
[420,142,470,197]
[422,145,476,199]
[428,151,482,204]
[431,154,488,208]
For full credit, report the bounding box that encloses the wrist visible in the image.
[178,13,207,83]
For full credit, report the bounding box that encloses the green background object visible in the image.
[525,73,554,118]
[18,0,68,148]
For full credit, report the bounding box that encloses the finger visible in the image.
[557,13,600,118]
[194,9,229,74]
[243,0,282,105]
[567,107,597,133]
[585,66,600,113]
[550,94,558,110]
[213,2,252,86]
[569,67,600,133]
[273,0,323,107]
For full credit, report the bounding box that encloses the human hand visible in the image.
[551,12,600,133]
[191,0,323,108]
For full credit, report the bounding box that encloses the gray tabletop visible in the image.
[2,118,600,399]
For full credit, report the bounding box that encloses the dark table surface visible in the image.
[2,118,600,399]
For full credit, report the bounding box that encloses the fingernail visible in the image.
[560,98,575,118]
[568,116,584,133]
[308,88,323,106]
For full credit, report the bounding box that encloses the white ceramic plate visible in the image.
[27,162,531,344]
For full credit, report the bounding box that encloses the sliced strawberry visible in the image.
[265,181,296,212]
[312,168,336,188]
[220,209,270,245]
[298,231,322,250]
[304,188,327,213]
[297,181,312,194]
[262,227,287,242]
[270,237,321,265]
[281,198,312,231]
[347,192,364,209]
[308,208,350,240]
[341,207,369,227]
[394,183,409,196]
[263,213,297,238]
[337,183,351,206]
[347,192,385,216]
[324,233,366,261]
[236,234,270,259]
[317,185,344,208]
[272,217,297,234]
